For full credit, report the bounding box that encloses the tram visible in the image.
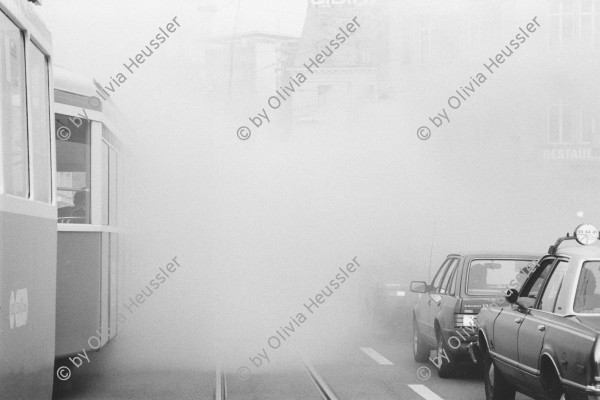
[54,65,130,361]
[0,1,55,399]
[0,2,130,398]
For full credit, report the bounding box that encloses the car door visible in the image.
[518,259,569,393]
[422,258,452,341]
[435,258,460,330]
[492,257,555,385]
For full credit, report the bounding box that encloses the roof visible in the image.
[53,65,134,155]
[53,65,98,98]
[205,31,299,43]
[1,0,51,53]
[556,242,600,259]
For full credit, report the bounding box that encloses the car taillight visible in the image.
[594,339,600,384]
[454,298,463,313]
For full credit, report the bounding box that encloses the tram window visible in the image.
[0,13,28,197]
[56,113,91,223]
[28,43,51,203]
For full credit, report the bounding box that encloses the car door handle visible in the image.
[515,317,523,323]
[537,325,546,332]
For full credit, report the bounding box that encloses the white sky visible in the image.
[36,0,307,146]
[38,0,307,78]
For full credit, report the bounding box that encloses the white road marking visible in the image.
[408,384,444,400]
[359,347,394,365]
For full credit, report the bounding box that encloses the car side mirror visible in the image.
[515,297,535,310]
[410,281,428,293]
[505,288,519,304]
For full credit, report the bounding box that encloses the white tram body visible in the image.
[0,0,55,399]
[0,1,129,397]
[54,66,130,359]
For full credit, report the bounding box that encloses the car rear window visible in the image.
[466,259,536,296]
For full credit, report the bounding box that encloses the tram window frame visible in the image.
[28,41,52,203]
[101,141,109,225]
[56,113,92,224]
[109,146,118,225]
[0,12,29,198]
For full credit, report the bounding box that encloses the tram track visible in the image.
[301,357,340,400]
[215,367,227,400]
[214,358,339,400]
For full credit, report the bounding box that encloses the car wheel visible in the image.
[484,354,515,400]
[544,372,568,400]
[435,331,454,378]
[413,317,429,362]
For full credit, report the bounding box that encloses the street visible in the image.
[52,314,532,400]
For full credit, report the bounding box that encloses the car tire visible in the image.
[484,354,515,400]
[435,331,455,378]
[549,384,568,400]
[413,317,429,362]
[544,370,568,400]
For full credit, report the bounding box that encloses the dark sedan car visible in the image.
[411,252,538,377]
[477,225,600,400]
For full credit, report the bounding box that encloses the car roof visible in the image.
[447,251,540,259]
[556,242,600,259]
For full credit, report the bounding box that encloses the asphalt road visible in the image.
[52,317,534,400]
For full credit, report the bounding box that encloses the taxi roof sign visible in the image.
[548,224,600,255]
[575,224,599,245]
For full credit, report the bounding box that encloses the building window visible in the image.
[548,103,596,144]
[0,12,28,198]
[549,104,575,144]
[549,0,600,49]
[28,43,52,203]
[418,15,433,64]
[318,85,333,106]
[56,113,91,224]
[358,40,374,65]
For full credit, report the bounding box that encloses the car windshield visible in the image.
[467,259,535,295]
[574,261,600,313]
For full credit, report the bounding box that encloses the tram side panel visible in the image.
[55,233,103,357]
[0,212,57,400]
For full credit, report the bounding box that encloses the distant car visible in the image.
[411,252,538,377]
[477,225,600,400]
[371,282,415,327]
